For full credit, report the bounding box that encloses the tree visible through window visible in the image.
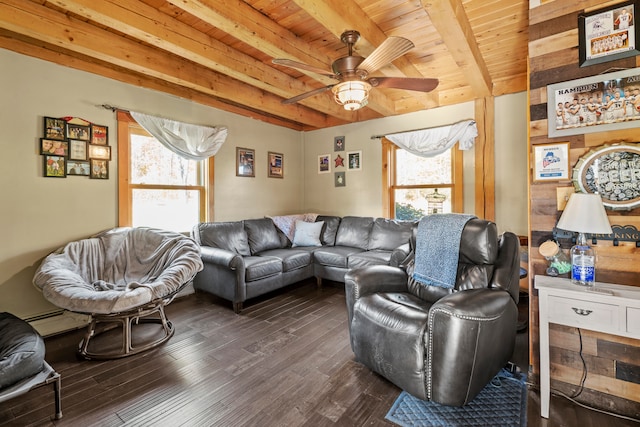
[382,138,463,220]
[117,112,209,232]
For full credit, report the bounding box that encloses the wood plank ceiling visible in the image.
[0,0,529,130]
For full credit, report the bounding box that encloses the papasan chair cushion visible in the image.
[33,227,204,315]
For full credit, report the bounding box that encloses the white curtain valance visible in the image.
[385,119,477,158]
[130,111,228,160]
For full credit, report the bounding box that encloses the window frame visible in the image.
[381,137,463,219]
[117,111,214,228]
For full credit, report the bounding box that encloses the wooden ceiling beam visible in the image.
[292,0,439,110]
[38,0,364,121]
[0,0,335,128]
[0,31,315,130]
[421,0,493,98]
[165,0,400,116]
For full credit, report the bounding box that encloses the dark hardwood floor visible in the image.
[1,280,638,426]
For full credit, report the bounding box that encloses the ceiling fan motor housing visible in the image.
[332,56,367,80]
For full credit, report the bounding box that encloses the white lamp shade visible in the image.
[557,193,613,234]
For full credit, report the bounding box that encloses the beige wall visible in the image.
[302,94,529,236]
[0,48,527,333]
[0,49,303,324]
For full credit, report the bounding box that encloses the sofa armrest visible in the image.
[344,265,408,325]
[194,246,247,306]
[389,242,411,267]
[199,246,243,269]
[427,288,517,405]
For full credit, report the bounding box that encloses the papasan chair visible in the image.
[33,227,203,360]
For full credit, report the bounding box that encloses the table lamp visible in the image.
[556,193,612,286]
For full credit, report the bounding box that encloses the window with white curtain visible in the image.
[117,112,210,232]
[382,139,463,220]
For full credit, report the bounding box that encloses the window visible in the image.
[382,138,463,220]
[117,112,212,232]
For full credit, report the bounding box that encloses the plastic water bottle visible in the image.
[570,233,595,286]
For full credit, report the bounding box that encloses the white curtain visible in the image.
[385,119,477,157]
[130,111,228,160]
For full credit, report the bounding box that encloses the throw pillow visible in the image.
[292,220,324,247]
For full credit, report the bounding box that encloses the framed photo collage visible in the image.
[42,116,110,179]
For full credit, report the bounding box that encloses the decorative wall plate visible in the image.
[572,143,640,210]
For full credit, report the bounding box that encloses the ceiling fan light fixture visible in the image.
[331,81,371,111]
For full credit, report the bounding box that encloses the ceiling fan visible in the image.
[273,30,439,111]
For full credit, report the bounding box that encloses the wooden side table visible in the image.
[534,275,640,418]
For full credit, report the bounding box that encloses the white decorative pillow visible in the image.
[292,220,324,247]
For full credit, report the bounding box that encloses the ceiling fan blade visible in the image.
[272,59,336,78]
[282,85,335,104]
[358,36,415,74]
[368,77,439,92]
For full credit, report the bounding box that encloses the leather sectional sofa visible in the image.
[191,215,415,313]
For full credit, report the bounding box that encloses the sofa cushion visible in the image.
[196,221,251,256]
[348,250,393,268]
[316,215,341,246]
[292,220,324,247]
[258,248,313,272]
[368,218,415,251]
[244,218,284,255]
[335,216,374,250]
[244,256,282,282]
[313,246,365,268]
[0,312,46,389]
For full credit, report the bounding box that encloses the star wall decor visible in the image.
[334,154,344,167]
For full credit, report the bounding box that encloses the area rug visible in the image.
[385,368,527,427]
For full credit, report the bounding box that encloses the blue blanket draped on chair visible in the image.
[413,213,476,289]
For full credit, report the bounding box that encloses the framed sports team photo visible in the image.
[533,142,570,182]
[579,0,640,67]
[546,67,640,137]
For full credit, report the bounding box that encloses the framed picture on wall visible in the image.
[533,142,570,182]
[43,117,67,141]
[43,155,66,178]
[68,140,87,160]
[40,139,68,156]
[268,151,283,178]
[318,154,331,174]
[334,136,345,151]
[91,124,108,145]
[546,67,640,137]
[90,159,109,179]
[66,123,90,141]
[67,161,90,176]
[347,151,362,170]
[236,147,255,177]
[335,172,346,187]
[579,0,640,67]
[88,144,111,160]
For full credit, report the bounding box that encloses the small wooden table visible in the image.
[534,275,640,418]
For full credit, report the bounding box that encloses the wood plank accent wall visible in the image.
[528,0,640,417]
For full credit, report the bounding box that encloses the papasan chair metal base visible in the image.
[78,293,178,360]
[33,227,203,360]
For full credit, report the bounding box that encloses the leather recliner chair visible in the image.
[344,218,520,406]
